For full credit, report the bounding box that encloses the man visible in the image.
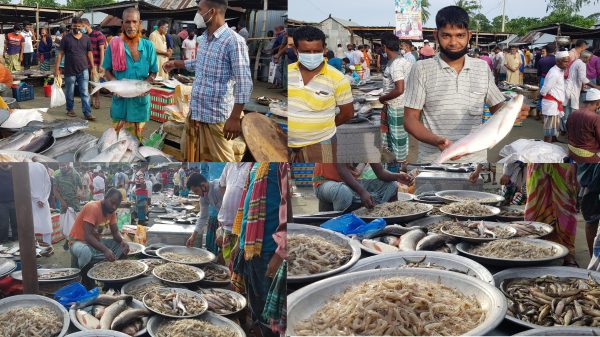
[493,46,504,82]
[313,163,414,211]
[534,47,542,67]
[400,40,416,64]
[4,25,24,72]
[29,163,52,245]
[587,49,600,85]
[540,51,570,143]
[163,0,253,162]
[336,43,345,59]
[326,50,342,72]
[182,29,197,60]
[92,169,105,201]
[479,51,493,71]
[55,18,97,121]
[419,39,435,59]
[564,50,600,134]
[353,44,365,76]
[150,20,170,80]
[134,164,150,225]
[81,169,92,201]
[169,28,182,60]
[53,163,83,244]
[344,44,354,62]
[178,164,187,192]
[288,25,355,162]
[177,26,188,42]
[404,6,529,164]
[268,25,286,89]
[504,46,522,85]
[68,188,129,269]
[185,173,222,248]
[379,33,412,164]
[0,165,17,243]
[536,44,556,113]
[85,21,106,110]
[237,23,249,42]
[113,170,128,190]
[566,39,588,78]
[103,8,158,142]
[567,88,600,163]
[20,21,35,70]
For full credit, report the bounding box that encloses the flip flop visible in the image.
[66,111,77,117]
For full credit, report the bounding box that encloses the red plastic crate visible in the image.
[150,87,175,122]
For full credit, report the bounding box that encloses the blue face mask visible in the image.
[81,27,87,34]
[298,53,324,70]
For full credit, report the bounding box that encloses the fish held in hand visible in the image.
[90,79,153,98]
[436,94,524,163]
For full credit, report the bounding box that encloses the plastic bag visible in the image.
[268,61,276,84]
[347,218,387,239]
[50,80,66,108]
[320,213,367,235]
[60,207,77,238]
[143,125,165,149]
[498,139,568,164]
[54,282,99,308]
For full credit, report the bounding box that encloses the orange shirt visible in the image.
[69,201,116,242]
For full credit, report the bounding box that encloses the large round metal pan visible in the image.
[87,260,148,283]
[146,311,245,337]
[514,327,600,335]
[440,221,517,243]
[436,190,505,205]
[495,205,526,222]
[440,204,501,220]
[353,201,433,223]
[69,298,148,337]
[457,239,568,267]
[0,294,70,337]
[156,246,216,266]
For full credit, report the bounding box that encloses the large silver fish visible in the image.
[436,94,524,164]
[90,79,153,98]
[23,119,89,138]
[0,108,46,129]
[86,140,128,162]
[0,129,52,152]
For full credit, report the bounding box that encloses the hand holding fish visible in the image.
[397,172,414,186]
[436,138,464,161]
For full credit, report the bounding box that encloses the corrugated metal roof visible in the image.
[320,16,361,27]
[143,0,196,10]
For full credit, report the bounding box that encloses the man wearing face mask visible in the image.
[403,6,529,164]
[163,0,252,162]
[288,25,355,162]
[567,88,600,163]
[400,40,416,64]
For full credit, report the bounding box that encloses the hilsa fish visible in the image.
[90,79,153,98]
[436,94,524,164]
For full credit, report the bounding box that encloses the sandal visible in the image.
[66,111,77,117]
[85,115,97,121]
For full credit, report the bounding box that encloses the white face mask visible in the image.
[194,9,214,29]
[400,49,406,55]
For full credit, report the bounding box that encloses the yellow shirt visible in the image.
[287,62,353,147]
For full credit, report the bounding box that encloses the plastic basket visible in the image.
[12,83,34,102]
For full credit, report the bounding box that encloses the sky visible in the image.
[288,0,599,27]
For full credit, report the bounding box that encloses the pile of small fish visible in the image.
[440,201,494,216]
[361,228,454,254]
[443,195,499,203]
[354,201,431,217]
[154,263,202,283]
[139,259,165,275]
[468,239,557,259]
[161,251,212,264]
[156,319,235,337]
[144,290,207,317]
[74,295,150,336]
[199,289,242,315]
[396,257,474,277]
[0,306,63,337]
[89,260,145,280]
[509,222,548,237]
[500,208,525,217]
[38,269,79,280]
[128,280,164,302]
[442,221,515,239]
[502,274,600,327]
[294,277,485,335]
[288,234,351,276]
[203,264,230,282]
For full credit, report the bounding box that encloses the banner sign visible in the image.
[394,0,423,40]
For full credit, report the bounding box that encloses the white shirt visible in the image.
[383,56,412,108]
[92,175,105,200]
[540,65,566,116]
[566,59,590,109]
[336,47,345,59]
[238,27,249,41]
[403,52,416,64]
[0,34,5,56]
[353,50,363,65]
[495,53,505,72]
[217,163,251,231]
[29,163,52,235]
[21,31,33,53]
[182,38,197,60]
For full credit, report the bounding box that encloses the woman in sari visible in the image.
[525,164,578,266]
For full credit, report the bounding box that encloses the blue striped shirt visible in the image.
[184,24,253,123]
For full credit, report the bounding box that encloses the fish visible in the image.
[76,309,100,329]
[110,307,150,331]
[86,140,128,162]
[90,79,153,98]
[92,294,133,306]
[381,224,418,236]
[362,239,399,253]
[416,234,452,251]
[398,229,426,251]
[138,146,169,158]
[21,119,89,138]
[0,108,46,129]
[98,128,118,152]
[436,94,524,163]
[121,319,143,336]
[0,129,51,152]
[92,305,106,319]
[379,235,400,246]
[100,298,131,330]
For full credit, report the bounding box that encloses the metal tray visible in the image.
[0,150,57,162]
[199,263,231,286]
[138,259,166,276]
[436,190,505,205]
[413,192,447,204]
[440,221,517,243]
[152,263,205,284]
[87,260,148,283]
[156,246,216,265]
[0,258,16,278]
[514,327,600,335]
[405,215,454,229]
[288,223,361,284]
[11,268,80,282]
[494,267,600,330]
[197,288,247,316]
[73,140,100,162]
[127,242,145,256]
[146,311,246,337]
[121,276,167,300]
[343,250,495,284]
[292,211,343,224]
[0,294,70,337]
[143,287,208,318]
[508,221,554,238]
[142,243,168,258]
[440,204,501,220]
[353,202,434,223]
[287,268,507,336]
[457,239,569,267]
[69,298,148,337]
[397,192,415,201]
[66,331,130,337]
[495,205,526,222]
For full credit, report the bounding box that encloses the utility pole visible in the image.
[501,0,506,32]
[476,19,480,48]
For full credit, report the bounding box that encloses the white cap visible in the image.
[424,39,429,43]
[556,51,569,59]
[586,88,600,101]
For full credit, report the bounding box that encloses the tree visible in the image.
[490,15,505,32]
[421,0,430,24]
[23,0,59,7]
[454,0,481,17]
[545,0,600,13]
[65,0,115,10]
[470,13,492,32]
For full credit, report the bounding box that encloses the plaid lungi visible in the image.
[289,135,337,163]
[543,115,560,137]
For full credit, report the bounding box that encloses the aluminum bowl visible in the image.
[440,221,517,243]
[197,288,247,316]
[457,238,569,267]
[494,267,600,330]
[287,268,507,336]
[0,150,57,162]
[142,243,168,258]
[343,250,494,284]
[436,190,505,205]
[143,287,208,318]
[353,201,434,223]
[156,246,216,265]
[146,311,246,337]
[66,331,130,337]
[138,258,166,276]
[127,242,145,256]
[11,268,80,283]
[199,263,231,286]
[87,260,148,283]
[405,215,454,229]
[288,223,361,284]
[121,276,167,301]
[397,192,415,202]
[73,140,101,162]
[440,204,501,220]
[0,258,16,278]
[495,205,526,222]
[0,294,70,337]
[508,221,554,239]
[514,327,600,335]
[152,263,205,284]
[69,298,148,337]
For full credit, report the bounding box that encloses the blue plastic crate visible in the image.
[12,83,34,102]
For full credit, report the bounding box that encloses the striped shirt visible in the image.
[404,55,505,163]
[383,56,412,109]
[288,62,353,147]
[88,30,106,66]
[184,24,253,123]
